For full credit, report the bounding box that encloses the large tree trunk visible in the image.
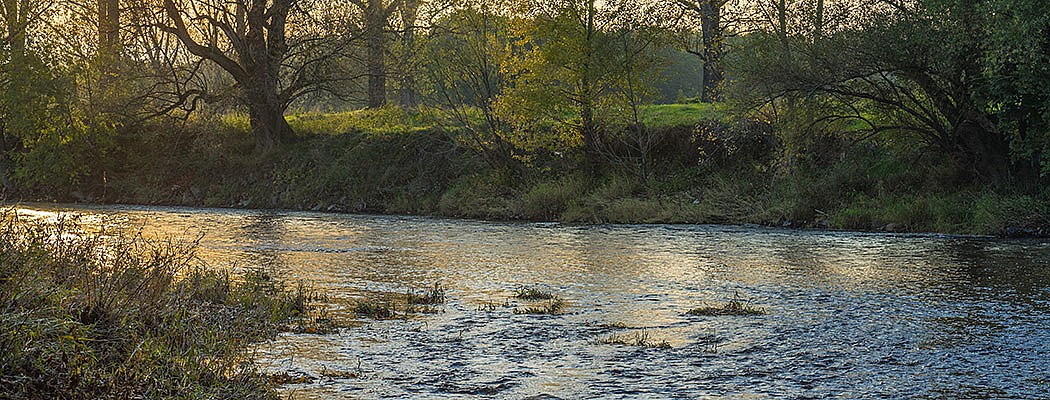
[0,127,13,193]
[0,160,11,192]
[4,0,30,130]
[98,0,120,63]
[243,0,294,151]
[3,0,26,70]
[365,1,387,108]
[396,0,419,108]
[580,95,597,152]
[699,1,723,102]
[247,93,295,152]
[244,67,294,151]
[579,0,601,165]
[814,0,824,39]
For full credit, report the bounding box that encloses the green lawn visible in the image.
[640,102,731,127]
[266,103,731,136]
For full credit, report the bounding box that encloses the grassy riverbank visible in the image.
[0,211,330,398]
[9,104,1050,236]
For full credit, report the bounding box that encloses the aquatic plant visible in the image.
[595,330,672,349]
[513,296,566,315]
[476,299,513,312]
[406,282,448,305]
[515,286,557,300]
[352,286,449,319]
[686,294,766,316]
[352,298,400,319]
[281,309,343,334]
[319,363,364,380]
[268,371,316,385]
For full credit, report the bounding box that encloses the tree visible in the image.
[392,0,421,107]
[734,0,1021,181]
[349,0,399,108]
[423,0,518,169]
[979,0,1050,179]
[1,0,57,191]
[677,0,733,102]
[97,0,120,67]
[499,0,653,164]
[159,0,302,151]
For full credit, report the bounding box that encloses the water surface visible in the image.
[15,204,1050,399]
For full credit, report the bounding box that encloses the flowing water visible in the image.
[13,204,1050,399]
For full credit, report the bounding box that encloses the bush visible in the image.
[694,118,776,169]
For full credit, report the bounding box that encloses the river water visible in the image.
[13,204,1050,399]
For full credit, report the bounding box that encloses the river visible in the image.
[12,203,1050,399]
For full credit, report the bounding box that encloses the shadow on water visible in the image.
[12,204,1050,399]
[237,212,288,270]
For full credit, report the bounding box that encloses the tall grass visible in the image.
[0,210,329,399]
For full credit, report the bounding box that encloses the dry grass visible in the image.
[0,209,335,399]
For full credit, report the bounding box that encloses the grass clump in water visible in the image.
[595,321,631,329]
[353,283,450,319]
[406,282,447,305]
[268,371,317,385]
[235,268,341,334]
[476,299,513,311]
[0,210,333,399]
[595,330,672,349]
[351,298,399,319]
[515,286,556,300]
[513,296,566,315]
[687,294,766,316]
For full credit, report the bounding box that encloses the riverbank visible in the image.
[7,105,1049,237]
[0,211,334,398]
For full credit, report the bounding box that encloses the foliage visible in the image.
[732,0,1049,183]
[978,0,1050,178]
[406,283,448,305]
[497,0,673,161]
[421,2,521,171]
